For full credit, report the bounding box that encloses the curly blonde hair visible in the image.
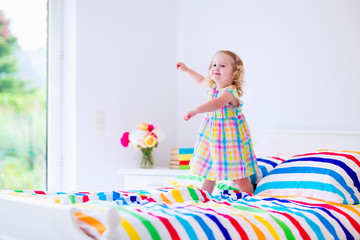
[207,50,245,97]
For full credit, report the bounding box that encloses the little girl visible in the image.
[176,50,258,194]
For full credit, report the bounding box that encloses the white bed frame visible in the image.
[255,129,360,156]
[0,129,360,240]
[0,194,120,240]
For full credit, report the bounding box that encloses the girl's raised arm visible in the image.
[176,62,207,89]
[184,91,238,121]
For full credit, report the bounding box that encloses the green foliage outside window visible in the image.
[0,10,46,190]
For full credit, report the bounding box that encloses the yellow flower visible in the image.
[144,135,157,148]
[137,122,148,131]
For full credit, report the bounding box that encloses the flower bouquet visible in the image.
[120,122,165,168]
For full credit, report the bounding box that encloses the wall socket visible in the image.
[95,110,105,132]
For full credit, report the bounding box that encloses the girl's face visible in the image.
[209,53,235,88]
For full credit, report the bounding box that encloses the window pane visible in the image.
[0,0,47,190]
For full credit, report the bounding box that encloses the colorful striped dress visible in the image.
[190,83,258,181]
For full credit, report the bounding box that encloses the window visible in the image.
[0,0,48,190]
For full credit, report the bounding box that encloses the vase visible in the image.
[140,147,154,168]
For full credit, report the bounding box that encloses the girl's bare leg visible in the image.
[201,179,216,194]
[234,178,254,194]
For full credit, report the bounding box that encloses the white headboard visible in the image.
[255,130,360,157]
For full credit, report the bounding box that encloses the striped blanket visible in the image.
[2,186,360,239]
[69,187,360,240]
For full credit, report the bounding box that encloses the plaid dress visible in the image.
[190,83,258,181]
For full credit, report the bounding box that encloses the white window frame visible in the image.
[47,0,76,191]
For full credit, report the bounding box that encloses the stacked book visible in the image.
[170,148,194,169]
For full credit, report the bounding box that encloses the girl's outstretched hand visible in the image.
[184,110,196,121]
[176,62,188,72]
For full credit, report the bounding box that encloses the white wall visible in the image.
[61,0,360,191]
[74,0,176,190]
[176,0,360,147]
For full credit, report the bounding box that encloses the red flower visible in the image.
[150,132,158,139]
[148,124,154,132]
[120,132,130,147]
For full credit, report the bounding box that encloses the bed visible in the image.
[1,130,360,240]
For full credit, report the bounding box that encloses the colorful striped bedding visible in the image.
[255,151,360,204]
[251,156,285,184]
[4,186,358,239]
[78,188,360,240]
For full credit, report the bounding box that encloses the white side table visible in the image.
[117,167,190,190]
